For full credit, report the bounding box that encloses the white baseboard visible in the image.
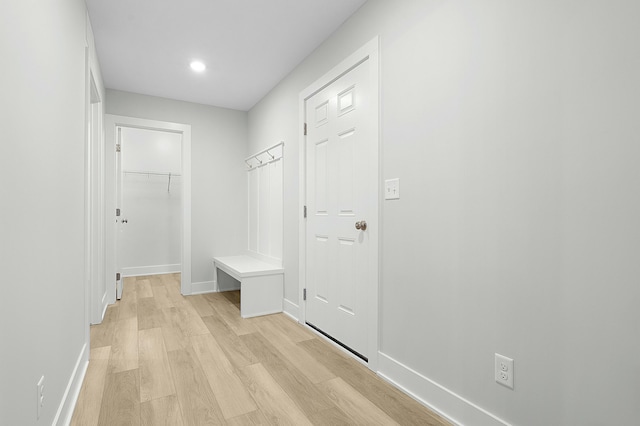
[283,298,299,320]
[377,352,510,426]
[121,263,181,277]
[53,343,89,426]
[101,299,108,321]
[190,280,216,295]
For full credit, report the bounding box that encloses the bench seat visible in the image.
[213,255,284,318]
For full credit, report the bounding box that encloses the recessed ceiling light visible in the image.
[190,61,206,72]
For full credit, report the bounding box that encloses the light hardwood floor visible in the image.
[72,274,450,425]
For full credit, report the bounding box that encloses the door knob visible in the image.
[120,218,128,224]
[355,220,367,231]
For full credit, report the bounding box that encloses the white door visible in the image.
[115,127,124,299]
[305,58,377,360]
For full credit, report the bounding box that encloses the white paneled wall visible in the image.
[248,167,259,252]
[248,143,284,263]
[269,161,283,259]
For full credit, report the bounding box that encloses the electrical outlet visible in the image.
[37,376,45,419]
[495,354,514,389]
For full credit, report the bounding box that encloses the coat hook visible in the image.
[265,149,275,160]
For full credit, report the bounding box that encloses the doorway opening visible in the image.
[118,127,183,282]
[105,115,192,302]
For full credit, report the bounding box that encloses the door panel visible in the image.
[314,235,329,303]
[305,59,372,359]
[336,237,356,315]
[314,139,329,214]
[115,127,123,299]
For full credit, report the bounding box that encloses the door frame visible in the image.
[298,36,380,371]
[105,115,192,299]
[88,72,106,324]
[85,18,108,328]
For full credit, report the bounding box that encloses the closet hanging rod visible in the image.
[123,170,182,177]
[244,141,284,164]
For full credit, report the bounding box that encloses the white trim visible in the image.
[298,36,380,371]
[88,86,106,326]
[100,296,108,322]
[121,264,181,277]
[83,44,92,355]
[377,352,512,426]
[298,37,379,101]
[86,14,108,328]
[283,298,299,320]
[191,280,217,295]
[298,87,306,321]
[53,343,89,426]
[105,115,192,298]
[182,125,192,294]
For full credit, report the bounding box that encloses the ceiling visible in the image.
[85,0,367,111]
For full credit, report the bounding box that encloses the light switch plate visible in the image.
[385,178,400,200]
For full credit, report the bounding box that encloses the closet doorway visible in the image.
[105,115,192,302]
[118,127,182,291]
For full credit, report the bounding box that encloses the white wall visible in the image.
[248,1,640,425]
[106,90,248,287]
[0,0,97,424]
[122,127,182,174]
[121,127,182,275]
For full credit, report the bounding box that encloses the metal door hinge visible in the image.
[116,272,121,281]
[303,288,307,301]
[303,205,307,218]
[116,143,121,152]
[116,208,121,217]
[303,123,307,136]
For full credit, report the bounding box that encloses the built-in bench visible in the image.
[213,255,284,318]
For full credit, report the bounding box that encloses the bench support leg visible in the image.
[241,275,284,318]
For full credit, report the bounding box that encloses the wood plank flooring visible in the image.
[72,274,450,425]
